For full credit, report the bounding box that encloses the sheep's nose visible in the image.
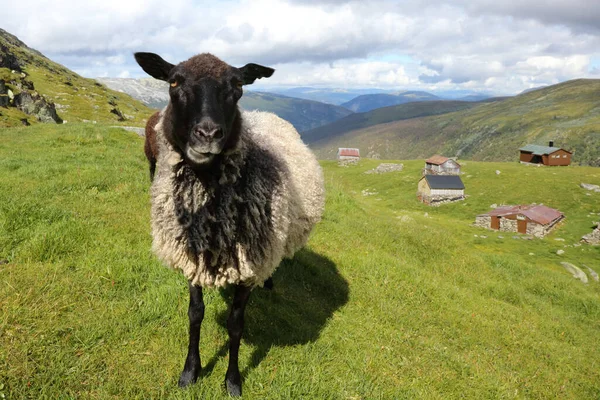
[193,123,223,140]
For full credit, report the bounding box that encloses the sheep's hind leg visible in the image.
[224,284,252,397]
[178,282,205,387]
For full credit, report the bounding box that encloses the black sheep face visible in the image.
[134,52,274,169]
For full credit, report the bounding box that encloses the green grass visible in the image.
[1,125,599,399]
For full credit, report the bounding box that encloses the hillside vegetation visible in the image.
[1,123,599,398]
[0,28,152,127]
[303,100,478,145]
[311,79,600,165]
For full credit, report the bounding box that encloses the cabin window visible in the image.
[563,155,567,158]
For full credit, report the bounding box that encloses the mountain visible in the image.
[310,79,600,166]
[96,77,169,109]
[240,91,353,132]
[99,78,354,132]
[262,87,389,105]
[302,100,478,144]
[340,91,441,112]
[0,28,152,128]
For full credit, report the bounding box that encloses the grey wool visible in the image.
[150,110,325,288]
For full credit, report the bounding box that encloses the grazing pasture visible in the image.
[1,124,599,398]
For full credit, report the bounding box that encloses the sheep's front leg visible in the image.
[178,282,204,387]
[225,284,252,397]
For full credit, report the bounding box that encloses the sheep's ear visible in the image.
[134,52,175,81]
[239,63,275,85]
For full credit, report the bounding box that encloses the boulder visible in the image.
[580,183,600,192]
[0,79,8,107]
[560,262,588,283]
[13,91,62,123]
[364,163,404,174]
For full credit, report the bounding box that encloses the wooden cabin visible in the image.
[519,141,572,166]
[475,205,564,238]
[417,175,465,205]
[424,155,461,175]
[337,148,360,160]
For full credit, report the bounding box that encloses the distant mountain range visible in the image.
[261,87,389,105]
[340,91,442,112]
[309,79,600,166]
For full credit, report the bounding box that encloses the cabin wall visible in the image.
[547,150,571,166]
[431,188,464,196]
[520,152,534,162]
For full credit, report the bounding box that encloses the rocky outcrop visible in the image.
[365,163,404,174]
[0,79,8,107]
[581,223,600,245]
[13,91,62,123]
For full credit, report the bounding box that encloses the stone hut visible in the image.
[417,175,465,205]
[424,155,461,175]
[475,205,564,238]
[337,148,360,161]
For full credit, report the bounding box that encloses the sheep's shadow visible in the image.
[201,248,349,378]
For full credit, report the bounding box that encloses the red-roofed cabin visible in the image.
[424,155,461,175]
[337,148,360,160]
[475,204,564,238]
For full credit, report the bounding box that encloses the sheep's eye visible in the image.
[236,81,243,89]
[170,81,178,88]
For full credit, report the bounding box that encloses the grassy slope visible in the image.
[0,31,153,127]
[312,79,600,165]
[302,100,478,144]
[1,125,599,399]
[240,91,353,132]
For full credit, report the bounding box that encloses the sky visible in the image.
[3,0,600,95]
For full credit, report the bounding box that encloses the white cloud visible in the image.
[2,0,600,94]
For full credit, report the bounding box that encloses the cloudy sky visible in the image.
[4,0,600,95]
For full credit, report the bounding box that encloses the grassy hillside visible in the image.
[240,91,353,132]
[303,100,478,145]
[311,79,600,165]
[1,124,599,398]
[0,29,153,127]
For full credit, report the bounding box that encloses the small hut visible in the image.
[417,175,465,205]
[337,148,360,160]
[519,141,572,166]
[475,205,564,238]
[424,155,461,175]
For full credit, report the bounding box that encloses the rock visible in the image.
[364,163,404,174]
[556,249,565,255]
[560,262,588,283]
[0,79,9,107]
[583,265,599,282]
[580,183,600,192]
[474,234,479,237]
[498,235,504,239]
[490,204,497,208]
[581,223,600,245]
[512,236,520,239]
[13,91,62,123]
[554,238,565,241]
[20,118,30,126]
[361,189,377,196]
[529,253,535,256]
[480,235,487,239]
[424,212,429,217]
[495,170,501,175]
[110,107,126,121]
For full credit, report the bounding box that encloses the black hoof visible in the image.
[225,370,242,397]
[225,378,242,397]
[178,368,200,388]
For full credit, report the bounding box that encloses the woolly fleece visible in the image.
[151,110,325,288]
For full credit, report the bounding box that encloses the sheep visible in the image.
[134,51,325,397]
[144,110,160,180]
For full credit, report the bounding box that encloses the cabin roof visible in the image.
[338,148,360,157]
[480,205,563,225]
[425,155,449,165]
[423,175,465,189]
[519,144,571,155]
